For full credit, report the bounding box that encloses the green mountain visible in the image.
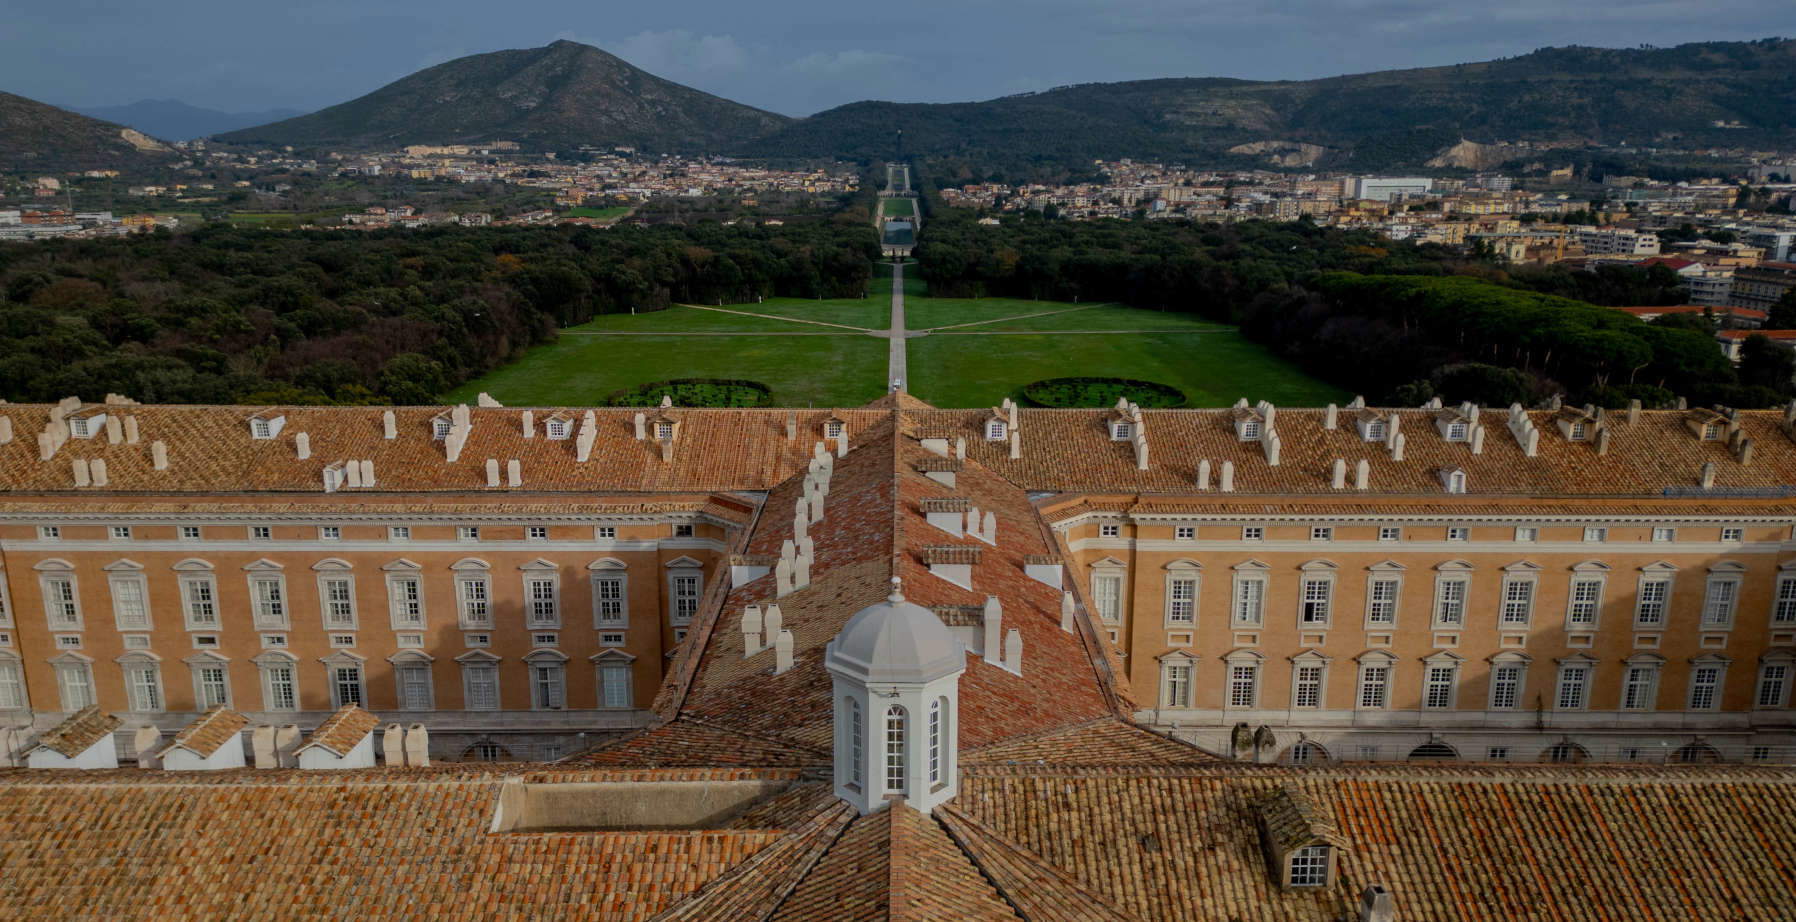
[217,40,791,152]
[742,39,1796,166]
[0,92,176,172]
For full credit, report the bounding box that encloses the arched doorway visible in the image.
[1283,741,1331,765]
[1542,741,1589,764]
[1672,742,1722,764]
[1407,741,1458,761]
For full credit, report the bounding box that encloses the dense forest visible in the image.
[915,213,1771,408]
[0,221,876,405]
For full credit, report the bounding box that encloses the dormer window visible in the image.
[1289,846,1331,887]
[69,414,104,438]
[824,420,845,439]
[1446,421,1468,442]
[1443,470,1467,494]
[250,415,284,439]
[986,421,1007,441]
[656,422,675,440]
[433,418,452,439]
[1363,420,1387,442]
[1701,423,1722,441]
[545,419,569,440]
[1111,422,1133,441]
[1239,419,1262,441]
[1568,422,1587,441]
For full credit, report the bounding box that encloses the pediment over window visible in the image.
[1501,561,1541,573]
[311,558,353,571]
[523,649,570,664]
[48,651,94,665]
[172,558,215,572]
[1555,652,1600,666]
[1366,560,1406,572]
[1421,650,1465,666]
[1157,650,1198,665]
[1289,649,1331,666]
[1223,648,1265,665]
[663,556,705,569]
[1570,560,1612,572]
[1625,652,1667,666]
[1434,560,1474,572]
[587,557,628,570]
[1298,559,1337,572]
[1232,559,1272,572]
[1708,560,1747,573]
[518,558,559,571]
[381,558,423,572]
[450,558,491,571]
[1641,561,1680,573]
[1163,558,1203,571]
[183,651,231,666]
[1355,649,1398,665]
[33,558,76,571]
[1087,556,1129,570]
[1488,651,1533,666]
[114,651,161,665]
[454,650,502,664]
[252,650,299,666]
[386,650,435,665]
[101,559,144,572]
[241,558,284,572]
[590,649,637,664]
[320,651,367,666]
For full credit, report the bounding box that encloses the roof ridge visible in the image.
[651,800,856,922]
[934,803,1136,922]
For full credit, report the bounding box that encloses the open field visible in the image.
[443,333,886,407]
[907,329,1346,408]
[880,197,916,217]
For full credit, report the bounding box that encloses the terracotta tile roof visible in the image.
[935,803,1135,922]
[572,721,828,769]
[295,704,380,757]
[768,803,1021,922]
[0,495,748,522]
[158,706,249,759]
[654,801,857,921]
[963,719,1221,768]
[1256,784,1345,852]
[1045,492,1796,522]
[31,705,120,758]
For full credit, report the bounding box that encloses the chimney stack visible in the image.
[507,459,522,487]
[405,725,430,767]
[1324,403,1338,430]
[982,596,1003,665]
[346,461,364,489]
[1700,461,1716,489]
[1219,460,1235,492]
[124,415,139,443]
[484,459,500,487]
[1196,459,1211,491]
[773,629,795,674]
[1009,429,1020,459]
[1135,435,1150,470]
[1003,627,1023,674]
[1331,458,1346,489]
[1060,592,1076,633]
[1355,458,1370,491]
[764,604,783,645]
[785,411,797,440]
[295,431,310,460]
[105,415,122,444]
[382,410,397,439]
[522,410,535,438]
[1389,432,1405,462]
[359,459,375,486]
[775,556,794,597]
[1359,886,1395,922]
[0,416,11,445]
[89,459,108,487]
[741,605,764,656]
[72,458,91,487]
[151,440,169,470]
[383,725,405,766]
[633,413,646,440]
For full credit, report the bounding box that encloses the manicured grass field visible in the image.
[881,197,917,217]
[907,329,1347,408]
[443,333,886,407]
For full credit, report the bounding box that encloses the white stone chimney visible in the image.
[1359,886,1395,922]
[1135,434,1150,470]
[105,415,122,444]
[1008,429,1020,460]
[1324,403,1338,429]
[633,412,646,440]
[507,459,522,487]
[1331,458,1346,489]
[775,556,794,596]
[1003,628,1022,675]
[476,392,501,407]
[741,605,764,656]
[764,604,783,645]
[359,459,375,486]
[785,411,797,440]
[124,415,139,444]
[1196,459,1211,490]
[773,629,795,674]
[1060,591,1076,632]
[1389,432,1405,462]
[405,725,430,767]
[1219,460,1235,492]
[295,432,310,460]
[982,596,1003,664]
[90,459,108,487]
[1355,459,1370,491]
[1700,461,1716,489]
[835,428,849,457]
[0,416,11,445]
[980,511,997,546]
[383,725,405,766]
[72,458,91,487]
[522,410,535,438]
[151,440,169,470]
[485,459,500,487]
[382,410,397,439]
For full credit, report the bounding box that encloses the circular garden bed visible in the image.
[1020,377,1187,409]
[604,378,775,408]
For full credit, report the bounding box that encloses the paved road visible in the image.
[888,262,907,388]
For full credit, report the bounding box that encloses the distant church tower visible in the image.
[824,578,965,814]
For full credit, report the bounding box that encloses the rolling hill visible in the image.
[0,92,176,172]
[216,40,791,152]
[741,39,1796,166]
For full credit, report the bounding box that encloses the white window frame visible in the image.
[528,655,568,710]
[257,654,300,711]
[122,657,165,713]
[1098,524,1121,538]
[0,656,26,711]
[452,560,492,629]
[1755,660,1791,709]
[38,564,82,631]
[1776,570,1796,625]
[461,658,501,711]
[383,561,425,630]
[1356,659,1392,710]
[1721,526,1744,542]
[1498,574,1535,627]
[522,564,561,629]
[1421,659,1459,710]
[1583,527,1608,543]
[1291,659,1327,710]
[245,564,289,631]
[1702,570,1741,629]
[1225,659,1260,708]
[1636,567,1675,627]
[985,420,1006,441]
[1652,526,1676,543]
[326,657,366,709]
[1489,659,1527,710]
[1432,570,1470,627]
[1555,661,1592,710]
[1446,526,1469,542]
[1241,526,1264,541]
[1163,565,1199,627]
[388,526,411,541]
[1160,658,1193,708]
[1687,660,1727,711]
[1297,569,1334,627]
[590,561,629,629]
[1565,568,1607,629]
[54,658,97,710]
[667,564,702,627]
[1514,526,1539,543]
[176,563,219,630]
[189,656,232,709]
[107,567,152,631]
[109,525,132,540]
[1378,526,1401,542]
[1364,572,1401,627]
[596,653,635,709]
[1310,526,1333,542]
[393,657,435,711]
[1621,659,1661,711]
[1175,525,1196,541]
[457,526,480,542]
[1231,563,1268,628]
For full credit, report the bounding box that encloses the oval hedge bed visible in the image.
[1021,377,1187,409]
[604,378,775,408]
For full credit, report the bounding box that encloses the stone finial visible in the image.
[382,410,397,439]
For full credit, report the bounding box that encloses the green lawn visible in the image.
[444,333,886,407]
[683,261,893,328]
[907,329,1347,408]
[924,304,1231,333]
[881,197,917,217]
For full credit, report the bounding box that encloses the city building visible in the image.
[1351,177,1434,203]
[1731,262,1796,313]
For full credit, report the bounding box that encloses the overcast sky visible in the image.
[4,0,1788,117]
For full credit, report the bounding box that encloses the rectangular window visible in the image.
[532,633,558,647]
[1490,665,1523,709]
[457,526,480,542]
[1776,576,1796,624]
[527,578,558,626]
[111,576,150,630]
[57,664,95,710]
[1514,526,1539,543]
[593,576,626,626]
[1099,524,1120,538]
[1165,576,1197,626]
[1652,527,1676,543]
[465,665,498,710]
[1311,526,1333,542]
[595,526,617,539]
[397,664,433,710]
[1622,666,1657,710]
[1233,577,1265,626]
[0,661,28,710]
[532,664,566,709]
[322,577,356,628]
[1358,666,1389,709]
[1556,666,1589,710]
[180,525,202,540]
[110,525,132,540]
[1636,578,1670,626]
[1722,526,1744,542]
[673,524,694,538]
[1702,578,1739,627]
[396,633,423,649]
[55,635,81,649]
[1689,666,1722,710]
[43,576,80,628]
[1756,665,1789,708]
[1423,665,1456,709]
[1241,526,1263,541]
[331,665,364,708]
[127,665,162,712]
[250,526,271,540]
[251,577,287,629]
[1447,526,1469,542]
[1378,527,1401,542]
[1583,527,1607,542]
[1299,578,1332,625]
[1488,746,1511,761]
[464,633,490,647]
[1499,579,1534,625]
[599,632,625,646]
[1162,663,1192,708]
[38,526,61,540]
[1227,664,1258,708]
[1365,578,1399,625]
[182,577,218,628]
[527,526,549,540]
[388,526,411,541]
[196,665,230,708]
[318,526,341,541]
[1175,526,1196,540]
[1566,578,1603,627]
[671,575,700,625]
[1433,578,1467,626]
[389,577,424,628]
[264,665,297,711]
[600,663,633,708]
[457,577,491,627]
[123,635,151,650]
[1092,574,1122,623]
[1293,665,1323,709]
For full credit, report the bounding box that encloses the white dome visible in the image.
[825,579,965,685]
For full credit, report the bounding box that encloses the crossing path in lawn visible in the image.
[930,329,1234,336]
[887,261,908,388]
[911,304,1107,333]
[676,304,878,332]
[557,330,864,336]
